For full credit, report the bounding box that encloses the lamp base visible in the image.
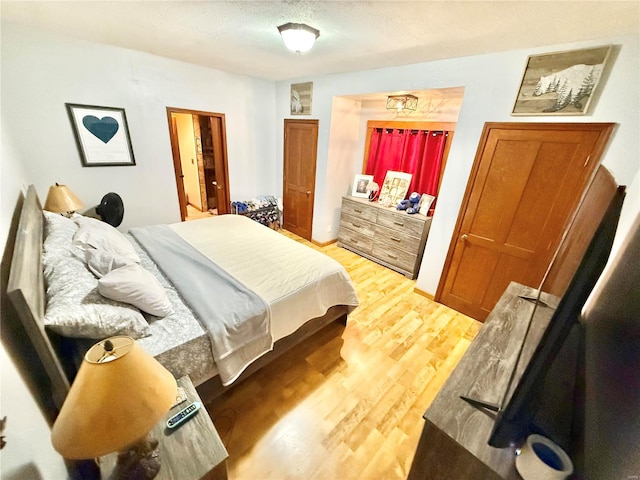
[108,436,161,480]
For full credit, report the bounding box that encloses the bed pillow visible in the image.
[85,249,135,278]
[72,214,140,263]
[43,211,80,263]
[98,263,174,317]
[43,253,150,339]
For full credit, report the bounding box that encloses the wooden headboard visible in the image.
[6,185,70,412]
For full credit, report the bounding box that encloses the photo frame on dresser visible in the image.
[378,171,412,207]
[352,174,374,198]
[66,103,136,167]
[418,194,435,216]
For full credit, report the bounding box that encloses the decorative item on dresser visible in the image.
[337,196,432,279]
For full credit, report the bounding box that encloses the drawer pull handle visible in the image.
[387,253,398,259]
[354,209,362,213]
[393,221,404,226]
[352,239,358,244]
[352,223,361,228]
[391,236,401,242]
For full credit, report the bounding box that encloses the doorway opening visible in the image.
[166,107,231,221]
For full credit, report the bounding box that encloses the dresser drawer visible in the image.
[372,241,418,273]
[376,209,426,238]
[338,226,373,252]
[340,213,375,238]
[374,224,421,255]
[341,198,377,222]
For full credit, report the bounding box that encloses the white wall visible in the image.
[323,97,363,234]
[275,34,640,296]
[1,23,277,231]
[1,122,68,478]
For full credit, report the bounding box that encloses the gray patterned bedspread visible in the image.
[130,225,272,386]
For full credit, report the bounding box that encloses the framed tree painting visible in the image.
[66,103,136,166]
[512,45,613,116]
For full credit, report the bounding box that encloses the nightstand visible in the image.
[99,376,228,480]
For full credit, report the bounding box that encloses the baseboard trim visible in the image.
[312,238,337,247]
[413,286,435,301]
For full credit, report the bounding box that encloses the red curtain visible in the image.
[365,128,447,200]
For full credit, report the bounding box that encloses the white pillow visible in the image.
[43,210,81,263]
[43,254,150,339]
[72,214,140,263]
[85,249,134,278]
[98,264,174,317]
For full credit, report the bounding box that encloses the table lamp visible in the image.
[44,183,85,216]
[51,336,177,480]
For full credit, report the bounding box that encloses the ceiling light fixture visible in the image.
[386,94,419,112]
[277,22,320,53]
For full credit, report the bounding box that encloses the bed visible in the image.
[6,185,359,416]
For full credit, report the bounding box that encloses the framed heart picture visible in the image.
[66,103,136,167]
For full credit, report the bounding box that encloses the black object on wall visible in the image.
[95,192,124,227]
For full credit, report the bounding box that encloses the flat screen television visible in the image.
[481,184,626,448]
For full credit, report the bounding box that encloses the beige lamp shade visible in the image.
[51,336,177,459]
[43,183,84,213]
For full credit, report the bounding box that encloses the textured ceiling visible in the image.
[2,1,638,82]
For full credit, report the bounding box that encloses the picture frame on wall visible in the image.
[512,45,613,116]
[378,171,412,207]
[66,103,136,167]
[290,82,313,115]
[351,174,374,198]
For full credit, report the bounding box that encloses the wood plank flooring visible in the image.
[202,230,480,480]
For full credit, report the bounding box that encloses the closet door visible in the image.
[283,119,318,240]
[436,122,614,321]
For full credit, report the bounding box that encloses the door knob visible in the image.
[212,181,217,186]
[461,234,468,241]
[306,191,311,195]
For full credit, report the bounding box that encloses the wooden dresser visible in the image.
[337,196,432,279]
[407,282,579,480]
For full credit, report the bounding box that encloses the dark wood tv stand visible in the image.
[408,282,561,479]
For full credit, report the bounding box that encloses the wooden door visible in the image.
[209,116,230,214]
[169,116,188,221]
[283,119,318,240]
[166,107,230,219]
[436,122,614,321]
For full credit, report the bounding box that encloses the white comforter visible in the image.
[168,214,359,340]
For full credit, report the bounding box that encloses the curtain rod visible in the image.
[379,128,447,135]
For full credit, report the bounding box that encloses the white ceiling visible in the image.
[2,1,638,82]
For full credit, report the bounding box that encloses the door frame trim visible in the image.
[434,121,616,304]
[166,107,231,220]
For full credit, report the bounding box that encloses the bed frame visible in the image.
[7,185,349,416]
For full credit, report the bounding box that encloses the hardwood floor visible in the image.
[186,204,216,221]
[203,230,480,480]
